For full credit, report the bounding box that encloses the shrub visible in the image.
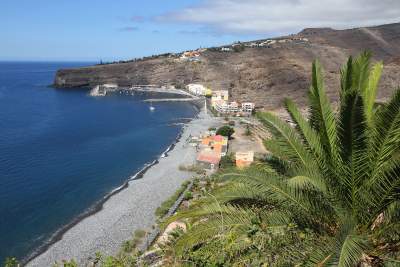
[219,154,235,169]
[3,258,18,267]
[216,126,235,139]
[183,191,193,200]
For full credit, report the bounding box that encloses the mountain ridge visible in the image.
[54,22,400,109]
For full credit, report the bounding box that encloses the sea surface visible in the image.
[0,62,197,263]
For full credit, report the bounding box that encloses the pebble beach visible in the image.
[27,109,220,267]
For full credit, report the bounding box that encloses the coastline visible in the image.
[26,109,220,267]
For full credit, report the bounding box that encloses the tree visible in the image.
[216,126,235,139]
[167,52,400,266]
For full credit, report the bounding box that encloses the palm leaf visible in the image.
[308,60,339,165]
[257,112,315,168]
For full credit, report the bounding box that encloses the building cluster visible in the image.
[179,49,206,62]
[211,90,255,115]
[191,129,254,171]
[191,131,228,171]
[220,37,309,51]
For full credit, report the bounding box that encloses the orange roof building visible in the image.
[200,135,228,156]
[235,151,254,168]
[197,151,221,170]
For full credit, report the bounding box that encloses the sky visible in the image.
[1,0,399,61]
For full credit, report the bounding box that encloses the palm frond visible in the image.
[340,56,353,96]
[308,60,339,165]
[172,204,290,255]
[363,62,383,125]
[257,112,315,169]
[352,51,371,94]
[309,221,369,267]
[284,98,325,166]
[369,89,400,183]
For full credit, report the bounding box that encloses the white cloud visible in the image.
[157,0,400,35]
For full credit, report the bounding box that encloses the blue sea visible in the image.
[0,62,197,263]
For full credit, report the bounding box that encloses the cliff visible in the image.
[54,23,400,109]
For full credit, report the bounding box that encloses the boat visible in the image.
[149,101,155,111]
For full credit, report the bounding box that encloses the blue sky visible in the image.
[0,0,262,61]
[1,0,398,61]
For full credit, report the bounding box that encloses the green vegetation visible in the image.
[244,124,252,136]
[233,44,245,53]
[52,259,78,267]
[216,126,235,139]
[183,191,193,201]
[155,180,191,218]
[219,153,235,169]
[178,164,205,175]
[160,52,400,266]
[3,258,18,267]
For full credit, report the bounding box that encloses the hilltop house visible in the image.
[221,47,232,52]
[180,51,201,61]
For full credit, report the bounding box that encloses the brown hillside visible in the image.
[54,23,400,110]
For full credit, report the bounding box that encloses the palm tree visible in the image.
[167,52,400,266]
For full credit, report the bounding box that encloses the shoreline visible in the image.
[26,109,219,267]
[23,117,189,265]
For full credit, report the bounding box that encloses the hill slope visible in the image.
[54,23,400,109]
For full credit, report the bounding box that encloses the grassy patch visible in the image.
[155,181,190,218]
[178,164,205,175]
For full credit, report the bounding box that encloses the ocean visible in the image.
[0,62,197,263]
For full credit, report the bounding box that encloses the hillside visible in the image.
[54,23,400,109]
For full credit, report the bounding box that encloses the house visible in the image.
[187,84,208,96]
[180,51,201,61]
[215,101,239,114]
[211,90,229,108]
[241,102,255,113]
[246,42,258,48]
[197,150,221,170]
[235,151,254,168]
[200,135,228,156]
[212,90,229,101]
[221,47,232,52]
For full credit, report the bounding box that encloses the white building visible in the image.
[211,90,229,101]
[102,83,118,89]
[211,90,229,109]
[215,101,239,114]
[241,102,255,113]
[187,84,207,96]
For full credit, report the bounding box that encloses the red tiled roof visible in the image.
[197,152,221,165]
[213,135,224,142]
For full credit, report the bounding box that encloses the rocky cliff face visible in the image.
[55,23,400,109]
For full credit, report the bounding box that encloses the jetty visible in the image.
[90,84,196,99]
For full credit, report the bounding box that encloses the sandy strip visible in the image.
[27,110,220,267]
